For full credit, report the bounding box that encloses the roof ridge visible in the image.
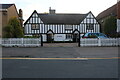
[99,4,116,15]
[0,3,14,5]
[97,3,117,19]
[38,13,87,15]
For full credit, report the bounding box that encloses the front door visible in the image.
[73,34,79,42]
[47,34,53,43]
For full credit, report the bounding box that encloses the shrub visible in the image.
[104,16,117,37]
[3,17,24,38]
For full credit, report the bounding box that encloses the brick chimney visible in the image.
[49,7,56,14]
[19,9,23,27]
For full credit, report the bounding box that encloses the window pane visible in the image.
[65,25,72,30]
[66,34,72,39]
[32,24,36,29]
[86,23,94,30]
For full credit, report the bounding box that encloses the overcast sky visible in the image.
[1,0,117,21]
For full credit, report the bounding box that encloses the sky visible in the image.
[1,0,117,22]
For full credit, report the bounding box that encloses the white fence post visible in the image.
[0,38,1,46]
[21,38,23,46]
[118,38,120,46]
[10,38,11,45]
[98,38,101,46]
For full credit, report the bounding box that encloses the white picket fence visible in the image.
[0,38,120,47]
[0,38,41,47]
[80,38,120,46]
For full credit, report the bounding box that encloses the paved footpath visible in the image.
[43,43,78,47]
[2,43,119,58]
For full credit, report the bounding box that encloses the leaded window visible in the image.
[65,25,72,30]
[66,34,72,39]
[86,23,94,30]
[31,24,39,30]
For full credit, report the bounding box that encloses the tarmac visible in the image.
[2,43,119,58]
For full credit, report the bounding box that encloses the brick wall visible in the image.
[7,5,19,21]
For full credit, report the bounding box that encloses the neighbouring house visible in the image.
[24,8,100,42]
[0,4,23,37]
[97,3,117,33]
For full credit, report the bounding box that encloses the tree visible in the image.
[3,24,13,38]
[104,16,117,37]
[3,17,24,38]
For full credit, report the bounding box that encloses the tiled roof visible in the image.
[97,3,117,20]
[38,13,87,25]
[0,4,14,9]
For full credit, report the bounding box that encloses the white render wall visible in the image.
[42,34,47,42]
[117,19,120,33]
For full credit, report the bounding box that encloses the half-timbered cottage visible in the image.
[24,8,100,42]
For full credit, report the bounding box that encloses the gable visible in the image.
[24,10,43,25]
[81,12,99,24]
[7,4,19,19]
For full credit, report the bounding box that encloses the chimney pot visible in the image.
[49,7,56,14]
